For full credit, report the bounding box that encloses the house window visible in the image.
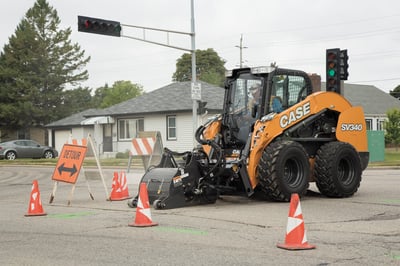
[118,118,144,140]
[167,115,177,140]
[377,119,384,131]
[17,130,29,139]
[365,119,372,130]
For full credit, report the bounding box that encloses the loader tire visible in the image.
[257,140,310,202]
[315,142,362,198]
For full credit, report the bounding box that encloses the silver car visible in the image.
[0,139,58,160]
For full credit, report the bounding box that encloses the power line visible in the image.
[352,77,400,84]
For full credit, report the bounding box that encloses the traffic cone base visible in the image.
[128,183,158,227]
[25,212,47,217]
[277,242,316,250]
[128,220,158,227]
[25,180,47,217]
[109,171,132,201]
[277,193,315,250]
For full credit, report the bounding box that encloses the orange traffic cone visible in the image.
[25,180,47,216]
[109,171,131,201]
[277,193,315,250]
[128,183,158,227]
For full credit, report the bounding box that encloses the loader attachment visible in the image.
[129,148,219,210]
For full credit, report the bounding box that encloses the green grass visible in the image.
[1,149,400,167]
[0,157,140,168]
[369,148,400,167]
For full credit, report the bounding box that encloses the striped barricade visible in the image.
[127,131,163,171]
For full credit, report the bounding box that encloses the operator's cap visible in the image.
[250,83,261,91]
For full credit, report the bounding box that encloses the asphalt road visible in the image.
[0,165,399,265]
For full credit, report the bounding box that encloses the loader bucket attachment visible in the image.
[133,164,218,209]
[139,168,188,209]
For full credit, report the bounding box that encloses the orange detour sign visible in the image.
[52,144,87,184]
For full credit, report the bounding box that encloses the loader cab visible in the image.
[223,67,313,147]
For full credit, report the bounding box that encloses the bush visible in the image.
[115,150,130,159]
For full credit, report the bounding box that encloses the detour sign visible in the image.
[52,144,87,184]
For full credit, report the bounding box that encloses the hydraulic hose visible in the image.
[194,125,224,188]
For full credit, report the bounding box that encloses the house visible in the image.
[45,81,400,157]
[46,81,224,156]
[340,83,400,131]
[45,108,109,156]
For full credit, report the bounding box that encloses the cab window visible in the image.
[270,75,307,112]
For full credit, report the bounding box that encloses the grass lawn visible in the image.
[369,148,400,167]
[0,149,399,168]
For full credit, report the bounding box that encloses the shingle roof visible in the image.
[45,108,101,128]
[94,81,224,116]
[322,83,400,115]
[345,84,400,115]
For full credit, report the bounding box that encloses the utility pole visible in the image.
[235,34,247,68]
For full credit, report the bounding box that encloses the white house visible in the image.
[46,81,224,156]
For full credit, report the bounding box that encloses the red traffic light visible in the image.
[78,16,121,37]
[84,20,91,29]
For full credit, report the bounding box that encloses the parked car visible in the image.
[0,140,58,160]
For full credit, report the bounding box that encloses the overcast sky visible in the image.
[1,0,400,93]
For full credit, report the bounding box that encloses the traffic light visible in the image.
[197,101,207,115]
[78,16,121,37]
[326,48,341,93]
[339,49,349,80]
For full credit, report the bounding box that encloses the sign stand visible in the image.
[49,134,108,206]
[87,134,109,200]
[127,131,163,172]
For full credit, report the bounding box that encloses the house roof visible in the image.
[93,81,224,117]
[341,83,400,115]
[45,108,102,128]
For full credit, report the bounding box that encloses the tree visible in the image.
[61,87,94,116]
[384,108,400,150]
[172,48,226,87]
[0,0,90,129]
[389,85,400,99]
[92,81,144,108]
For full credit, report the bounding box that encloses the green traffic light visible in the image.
[328,69,336,77]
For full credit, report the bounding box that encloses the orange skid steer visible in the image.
[129,66,369,209]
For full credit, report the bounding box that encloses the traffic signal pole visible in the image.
[190,0,198,147]
[78,0,198,147]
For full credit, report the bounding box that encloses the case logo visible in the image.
[279,102,311,128]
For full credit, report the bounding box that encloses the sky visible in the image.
[1,0,400,93]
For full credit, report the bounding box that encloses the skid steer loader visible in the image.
[129,66,369,209]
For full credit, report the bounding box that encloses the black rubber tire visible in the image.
[257,140,310,201]
[127,197,138,208]
[43,150,54,159]
[315,142,362,198]
[6,151,17,160]
[153,199,165,210]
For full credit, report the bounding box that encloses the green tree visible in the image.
[61,87,94,116]
[91,83,110,108]
[389,85,400,99]
[384,108,400,150]
[172,48,226,87]
[0,0,90,129]
[92,81,144,108]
